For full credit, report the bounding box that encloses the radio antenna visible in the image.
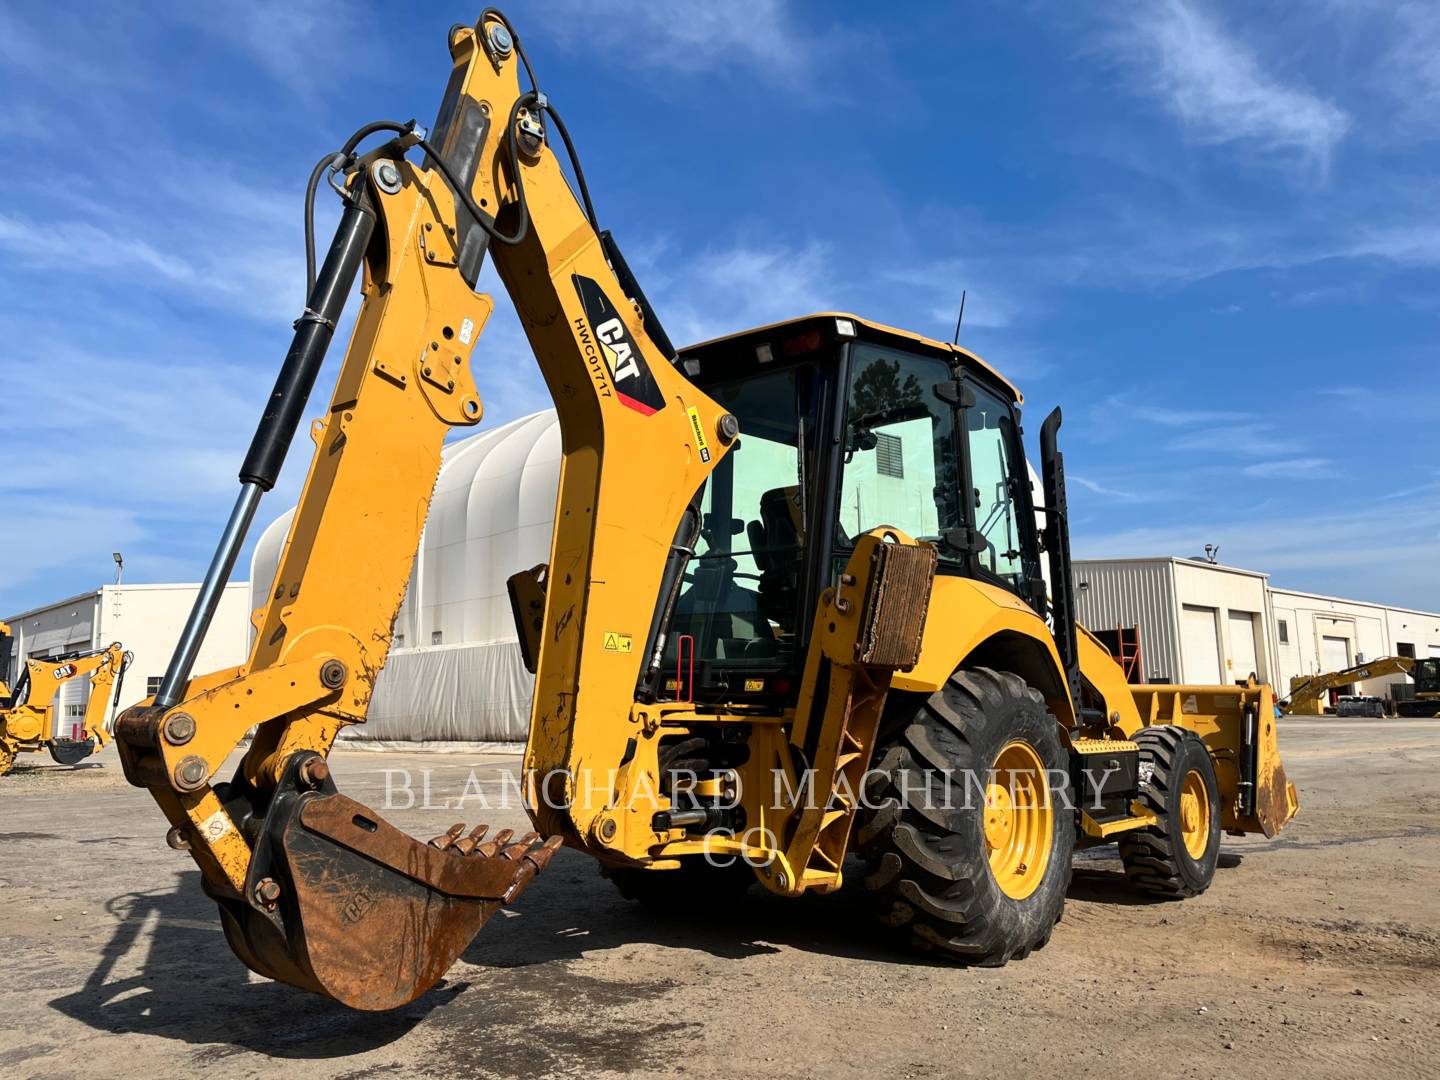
[952,289,967,345]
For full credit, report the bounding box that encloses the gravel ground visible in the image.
[1,716,1437,1078]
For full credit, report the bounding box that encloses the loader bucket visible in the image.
[211,752,559,1010]
[1131,683,1298,837]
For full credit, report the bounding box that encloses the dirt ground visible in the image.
[1,716,1437,1079]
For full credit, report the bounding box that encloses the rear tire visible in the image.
[1119,726,1220,898]
[858,667,1073,965]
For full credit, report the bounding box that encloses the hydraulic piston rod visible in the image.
[154,199,375,709]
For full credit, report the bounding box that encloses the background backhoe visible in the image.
[113,10,1298,1010]
[0,623,131,775]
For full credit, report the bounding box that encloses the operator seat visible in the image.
[746,487,806,634]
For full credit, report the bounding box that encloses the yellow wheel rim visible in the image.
[983,740,1053,900]
[1179,768,1211,860]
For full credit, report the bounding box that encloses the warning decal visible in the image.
[602,632,633,654]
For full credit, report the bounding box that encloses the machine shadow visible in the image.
[1066,866,1156,905]
[49,870,452,1058]
[1067,849,1246,905]
[461,852,933,970]
[49,848,1221,1052]
[462,847,1191,973]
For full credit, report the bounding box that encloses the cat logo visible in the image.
[52,663,78,680]
[595,317,640,382]
[572,274,666,415]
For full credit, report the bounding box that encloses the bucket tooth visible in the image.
[502,832,541,860]
[429,822,467,849]
[452,824,490,855]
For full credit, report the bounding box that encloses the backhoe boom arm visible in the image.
[113,9,732,1009]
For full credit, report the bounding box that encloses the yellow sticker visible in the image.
[602,632,633,653]
[686,405,711,463]
[744,678,765,692]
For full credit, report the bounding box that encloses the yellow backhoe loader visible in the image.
[114,10,1298,1010]
[1281,655,1413,717]
[0,623,131,775]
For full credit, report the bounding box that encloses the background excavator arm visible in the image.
[1281,655,1413,715]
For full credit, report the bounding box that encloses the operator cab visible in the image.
[664,313,1043,706]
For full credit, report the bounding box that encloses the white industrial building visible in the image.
[1074,557,1440,704]
[2,582,250,738]
[1268,586,1440,701]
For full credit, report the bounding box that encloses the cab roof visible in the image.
[681,312,1022,404]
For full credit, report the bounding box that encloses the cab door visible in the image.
[958,377,1041,603]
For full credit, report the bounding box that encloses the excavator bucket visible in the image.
[210,753,559,1010]
[48,737,97,766]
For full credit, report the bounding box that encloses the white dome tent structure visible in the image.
[249,410,562,743]
[249,405,1049,747]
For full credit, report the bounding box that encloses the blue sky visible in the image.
[1,0,1437,616]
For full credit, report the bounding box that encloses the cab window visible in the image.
[964,381,1029,592]
[670,364,821,669]
[836,344,964,562]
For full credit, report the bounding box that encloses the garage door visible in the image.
[56,676,91,740]
[1181,605,1222,685]
[1228,611,1259,681]
[1322,635,1351,673]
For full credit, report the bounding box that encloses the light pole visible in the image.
[112,552,123,586]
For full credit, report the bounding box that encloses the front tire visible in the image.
[858,667,1073,965]
[1119,726,1220,898]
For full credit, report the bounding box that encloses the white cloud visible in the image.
[1242,457,1336,479]
[531,0,848,88]
[1071,475,1149,503]
[0,501,146,603]
[167,0,369,97]
[1371,2,1440,121]
[1110,0,1350,170]
[650,240,837,345]
[881,262,1022,331]
[0,200,303,327]
[1131,403,1258,427]
[1166,424,1302,457]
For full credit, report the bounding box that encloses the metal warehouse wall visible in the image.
[1072,560,1180,682]
[4,592,101,738]
[4,583,250,733]
[1170,561,1272,685]
[96,583,251,711]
